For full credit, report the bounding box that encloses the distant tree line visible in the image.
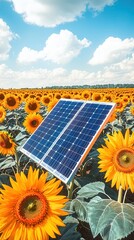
[1,84,134,90]
[46,84,134,89]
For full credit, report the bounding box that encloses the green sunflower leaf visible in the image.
[77,181,105,199]
[70,198,88,222]
[87,196,134,240]
[56,222,82,240]
[0,174,11,187]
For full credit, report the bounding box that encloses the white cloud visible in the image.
[0,18,13,61]
[88,0,116,12]
[17,47,42,63]
[1,53,134,88]
[9,0,116,27]
[88,37,134,65]
[44,30,90,64]
[17,30,90,64]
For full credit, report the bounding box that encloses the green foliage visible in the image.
[57,222,82,240]
[0,174,11,187]
[87,196,134,240]
[70,198,89,222]
[69,182,134,240]
[77,181,105,199]
[0,156,15,170]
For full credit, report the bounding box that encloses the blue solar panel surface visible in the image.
[21,99,116,184]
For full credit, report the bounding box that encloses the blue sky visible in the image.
[0,0,134,88]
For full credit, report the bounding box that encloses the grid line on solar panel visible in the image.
[21,99,116,184]
[22,100,83,161]
[38,101,115,181]
[37,101,85,163]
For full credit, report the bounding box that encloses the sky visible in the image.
[0,0,134,89]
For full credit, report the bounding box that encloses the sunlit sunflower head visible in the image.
[62,93,72,99]
[23,93,29,101]
[91,92,104,102]
[23,113,43,134]
[81,90,91,100]
[98,129,134,192]
[0,131,16,155]
[24,99,40,114]
[0,106,6,123]
[114,99,125,113]
[41,95,52,106]
[103,93,113,102]
[4,93,20,111]
[0,167,68,240]
[54,93,62,100]
[47,98,59,112]
[122,95,130,105]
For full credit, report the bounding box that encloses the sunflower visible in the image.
[91,92,103,102]
[122,95,130,105]
[98,129,134,192]
[0,106,6,123]
[62,93,72,99]
[47,98,59,112]
[0,131,16,155]
[41,95,52,106]
[103,93,113,102]
[23,113,43,134]
[114,99,125,113]
[24,99,40,114]
[54,93,62,100]
[0,167,68,240]
[81,90,91,100]
[4,93,20,111]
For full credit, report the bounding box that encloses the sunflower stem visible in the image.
[123,190,128,203]
[67,178,74,199]
[117,186,123,203]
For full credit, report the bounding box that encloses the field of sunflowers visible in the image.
[0,87,134,240]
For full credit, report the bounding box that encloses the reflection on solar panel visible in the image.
[20,99,116,184]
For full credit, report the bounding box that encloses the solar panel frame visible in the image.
[20,98,116,184]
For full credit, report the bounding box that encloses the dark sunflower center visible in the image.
[116,102,123,109]
[84,93,89,98]
[95,95,101,101]
[7,97,16,106]
[15,191,48,226]
[0,134,12,149]
[44,98,50,104]
[106,96,112,101]
[28,103,37,110]
[31,120,38,127]
[114,148,134,173]
[0,93,4,100]
[56,94,61,99]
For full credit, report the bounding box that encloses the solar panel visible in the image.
[20,99,116,184]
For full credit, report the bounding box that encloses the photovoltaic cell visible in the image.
[20,99,116,184]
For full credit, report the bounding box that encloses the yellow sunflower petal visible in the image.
[98,129,134,192]
[0,167,68,240]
